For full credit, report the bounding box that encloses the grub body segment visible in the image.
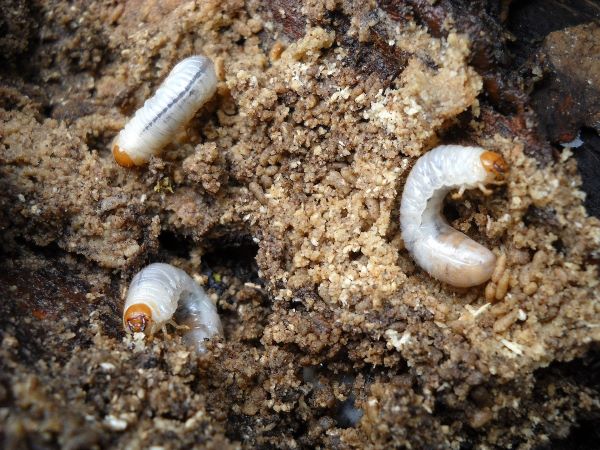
[123,263,222,353]
[113,55,218,166]
[400,145,507,287]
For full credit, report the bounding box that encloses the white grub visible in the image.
[113,56,218,167]
[400,145,508,287]
[122,263,222,353]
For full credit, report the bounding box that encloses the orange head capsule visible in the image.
[480,151,508,182]
[123,303,153,334]
[113,143,136,168]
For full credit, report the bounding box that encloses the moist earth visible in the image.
[1,1,599,449]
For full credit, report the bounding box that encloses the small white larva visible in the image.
[400,145,508,288]
[123,263,223,353]
[113,55,218,167]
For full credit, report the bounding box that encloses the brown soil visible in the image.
[1,1,599,449]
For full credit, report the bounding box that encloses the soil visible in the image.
[1,1,599,449]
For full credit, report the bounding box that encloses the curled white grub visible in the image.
[400,145,508,287]
[123,263,222,353]
[113,55,218,167]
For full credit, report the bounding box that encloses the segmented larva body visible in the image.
[113,55,218,167]
[123,263,223,353]
[400,145,508,288]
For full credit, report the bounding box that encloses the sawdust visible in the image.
[1,0,599,448]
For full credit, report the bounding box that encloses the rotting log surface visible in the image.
[0,1,599,449]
